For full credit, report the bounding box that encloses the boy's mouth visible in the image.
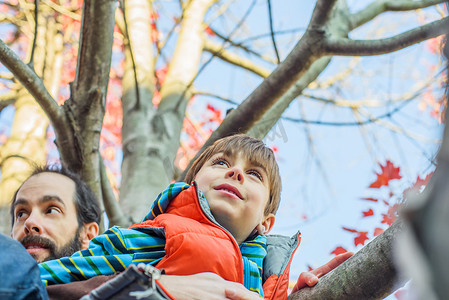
[214,184,243,200]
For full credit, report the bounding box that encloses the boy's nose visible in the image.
[226,167,244,182]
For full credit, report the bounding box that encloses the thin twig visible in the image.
[267,0,280,63]
[27,0,38,69]
[119,0,141,111]
[174,0,258,111]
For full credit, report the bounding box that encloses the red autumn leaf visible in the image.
[342,227,357,233]
[152,90,161,106]
[343,228,369,246]
[426,36,442,54]
[307,265,313,271]
[403,172,434,199]
[374,228,384,236]
[331,246,348,256]
[204,26,215,37]
[0,4,10,13]
[369,160,402,188]
[151,23,159,43]
[155,66,168,84]
[361,197,378,202]
[206,104,222,123]
[354,231,369,246]
[394,288,407,299]
[362,208,374,217]
[381,204,399,226]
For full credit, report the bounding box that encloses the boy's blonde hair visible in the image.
[184,134,281,216]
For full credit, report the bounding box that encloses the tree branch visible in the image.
[100,157,130,227]
[203,39,271,77]
[0,91,16,113]
[325,16,449,56]
[27,0,38,68]
[0,39,62,123]
[308,0,338,28]
[350,0,446,29]
[209,27,279,64]
[289,220,406,299]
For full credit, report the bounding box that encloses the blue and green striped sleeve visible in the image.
[39,226,166,286]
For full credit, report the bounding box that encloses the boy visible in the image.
[39,134,298,298]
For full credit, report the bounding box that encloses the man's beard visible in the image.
[19,228,82,262]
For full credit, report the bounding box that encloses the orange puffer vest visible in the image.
[130,184,244,283]
[130,183,301,299]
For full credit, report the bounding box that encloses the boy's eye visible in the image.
[248,170,263,181]
[212,158,229,167]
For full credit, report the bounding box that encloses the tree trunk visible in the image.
[289,220,406,299]
[0,8,63,207]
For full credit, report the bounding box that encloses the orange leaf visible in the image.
[342,227,357,233]
[205,26,215,37]
[381,204,399,226]
[354,231,369,246]
[403,172,434,198]
[331,246,348,256]
[369,160,402,188]
[394,288,407,299]
[362,208,374,217]
[374,228,384,236]
[361,197,378,202]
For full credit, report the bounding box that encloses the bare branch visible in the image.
[27,0,38,67]
[325,16,449,56]
[0,90,16,112]
[0,39,62,122]
[308,0,338,28]
[203,39,271,77]
[289,220,406,300]
[267,0,280,63]
[41,0,81,21]
[210,27,278,64]
[0,90,17,102]
[100,157,130,227]
[193,90,239,105]
[350,0,446,29]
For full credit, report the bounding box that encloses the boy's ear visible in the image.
[80,222,99,250]
[257,214,275,235]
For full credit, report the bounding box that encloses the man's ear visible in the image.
[257,214,275,235]
[80,222,99,250]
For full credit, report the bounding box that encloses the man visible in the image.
[10,165,101,262]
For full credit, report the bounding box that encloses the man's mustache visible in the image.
[19,235,56,251]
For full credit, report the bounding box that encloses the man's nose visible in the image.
[24,212,43,235]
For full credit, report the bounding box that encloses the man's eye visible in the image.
[16,211,28,220]
[46,207,61,214]
[248,170,263,181]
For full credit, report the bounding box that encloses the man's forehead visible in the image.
[15,172,76,204]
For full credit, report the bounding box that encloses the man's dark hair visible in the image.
[10,165,102,228]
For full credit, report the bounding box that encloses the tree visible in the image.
[0,0,448,298]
